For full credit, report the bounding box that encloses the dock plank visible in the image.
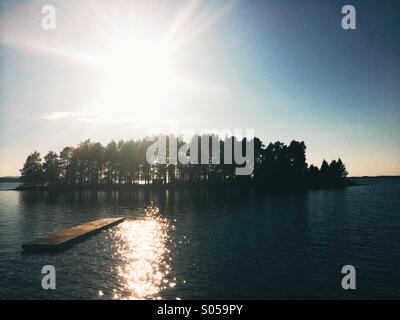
[22,217,125,252]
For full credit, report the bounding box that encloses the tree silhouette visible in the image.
[18,136,350,191]
[20,151,43,186]
[43,151,61,185]
[59,146,74,184]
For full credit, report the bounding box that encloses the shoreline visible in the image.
[12,180,357,193]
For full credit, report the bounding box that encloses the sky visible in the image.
[0,0,399,176]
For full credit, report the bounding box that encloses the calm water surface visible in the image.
[0,178,399,299]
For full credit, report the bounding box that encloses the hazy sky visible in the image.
[0,0,399,176]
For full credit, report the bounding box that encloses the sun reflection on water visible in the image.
[109,205,175,300]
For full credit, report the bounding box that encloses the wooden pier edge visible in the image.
[22,217,126,252]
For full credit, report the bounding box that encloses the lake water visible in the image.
[0,178,399,299]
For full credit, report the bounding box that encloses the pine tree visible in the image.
[20,151,43,186]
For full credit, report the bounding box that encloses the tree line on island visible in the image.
[19,135,350,191]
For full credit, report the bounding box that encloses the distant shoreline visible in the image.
[349,175,400,179]
[0,177,20,183]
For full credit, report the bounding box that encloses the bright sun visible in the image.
[95,34,177,116]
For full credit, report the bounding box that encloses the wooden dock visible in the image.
[22,217,125,252]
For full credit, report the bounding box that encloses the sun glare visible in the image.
[94,34,177,115]
[1,0,239,128]
[109,205,176,300]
